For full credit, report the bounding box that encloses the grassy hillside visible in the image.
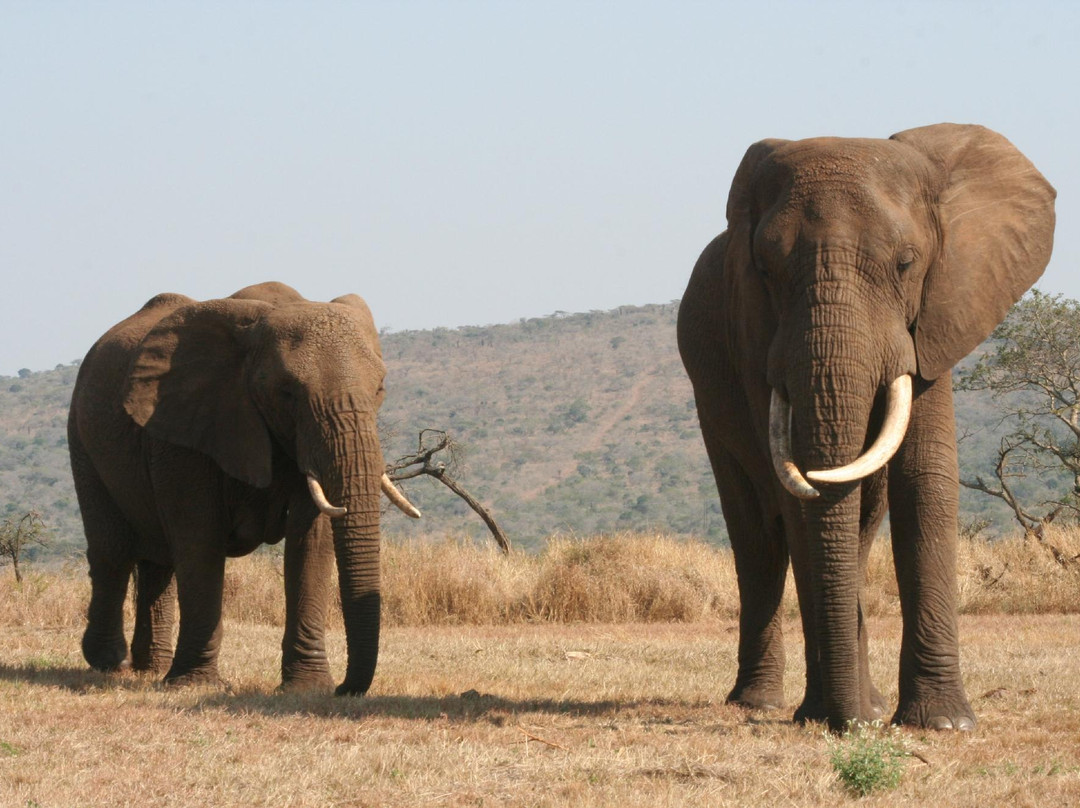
[0,301,1055,559]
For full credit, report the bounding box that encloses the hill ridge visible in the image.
[0,300,1041,557]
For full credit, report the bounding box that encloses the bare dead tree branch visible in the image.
[386,429,510,553]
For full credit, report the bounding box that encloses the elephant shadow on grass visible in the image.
[0,661,756,734]
[196,689,741,730]
[0,661,154,693]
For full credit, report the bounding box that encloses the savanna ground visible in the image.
[1,531,1079,807]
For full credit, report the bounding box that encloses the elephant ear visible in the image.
[124,298,275,488]
[722,139,789,363]
[890,123,1056,380]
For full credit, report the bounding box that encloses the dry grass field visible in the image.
[2,530,1079,806]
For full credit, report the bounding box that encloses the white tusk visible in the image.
[307,475,347,518]
[769,389,820,500]
[382,473,422,519]
[806,374,913,485]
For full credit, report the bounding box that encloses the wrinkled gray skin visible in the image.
[678,124,1055,730]
[70,281,391,694]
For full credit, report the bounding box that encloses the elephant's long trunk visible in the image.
[307,411,385,696]
[788,312,881,729]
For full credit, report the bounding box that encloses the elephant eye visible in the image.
[897,247,917,273]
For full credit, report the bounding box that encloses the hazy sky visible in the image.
[2,1,1077,376]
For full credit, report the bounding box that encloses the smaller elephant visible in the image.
[69,282,420,693]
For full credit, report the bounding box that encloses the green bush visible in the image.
[828,721,907,797]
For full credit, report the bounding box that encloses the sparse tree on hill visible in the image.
[0,510,49,583]
[956,290,1080,540]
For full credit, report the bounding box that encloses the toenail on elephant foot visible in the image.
[927,714,976,731]
[893,699,976,731]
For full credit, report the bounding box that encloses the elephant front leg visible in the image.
[710,446,788,711]
[280,497,335,691]
[130,560,176,674]
[887,376,975,730]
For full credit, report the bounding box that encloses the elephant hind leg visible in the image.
[71,438,137,671]
[162,532,226,687]
[131,560,176,673]
[82,558,133,671]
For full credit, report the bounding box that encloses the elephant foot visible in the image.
[793,697,827,726]
[280,668,335,693]
[334,681,369,697]
[892,695,976,731]
[794,699,884,731]
[163,664,221,689]
[131,647,174,675]
[726,682,785,712]
[82,631,129,672]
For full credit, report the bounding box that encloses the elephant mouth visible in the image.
[768,374,913,500]
[306,474,422,519]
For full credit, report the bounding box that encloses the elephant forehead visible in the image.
[265,306,382,366]
[769,139,921,201]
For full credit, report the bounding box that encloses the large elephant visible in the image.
[69,281,420,694]
[677,124,1055,730]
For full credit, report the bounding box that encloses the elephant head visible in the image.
[712,124,1055,725]
[738,125,1056,498]
[121,287,417,694]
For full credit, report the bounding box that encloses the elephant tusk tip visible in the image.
[326,506,348,518]
[406,506,422,519]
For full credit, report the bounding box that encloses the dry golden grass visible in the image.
[1,529,1079,806]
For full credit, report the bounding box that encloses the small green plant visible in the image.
[828,721,908,797]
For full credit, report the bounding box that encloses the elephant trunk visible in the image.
[305,408,385,696]
[787,312,883,728]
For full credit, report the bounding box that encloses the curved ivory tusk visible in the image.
[382,473,422,519]
[769,389,820,500]
[806,374,913,485]
[307,475,347,518]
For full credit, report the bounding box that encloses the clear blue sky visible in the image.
[2,1,1076,375]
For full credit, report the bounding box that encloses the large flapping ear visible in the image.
[890,123,1056,380]
[123,298,276,488]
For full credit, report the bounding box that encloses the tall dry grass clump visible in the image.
[958,524,1080,614]
[1,529,1077,631]
[381,537,535,625]
[0,560,89,629]
[530,533,739,622]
